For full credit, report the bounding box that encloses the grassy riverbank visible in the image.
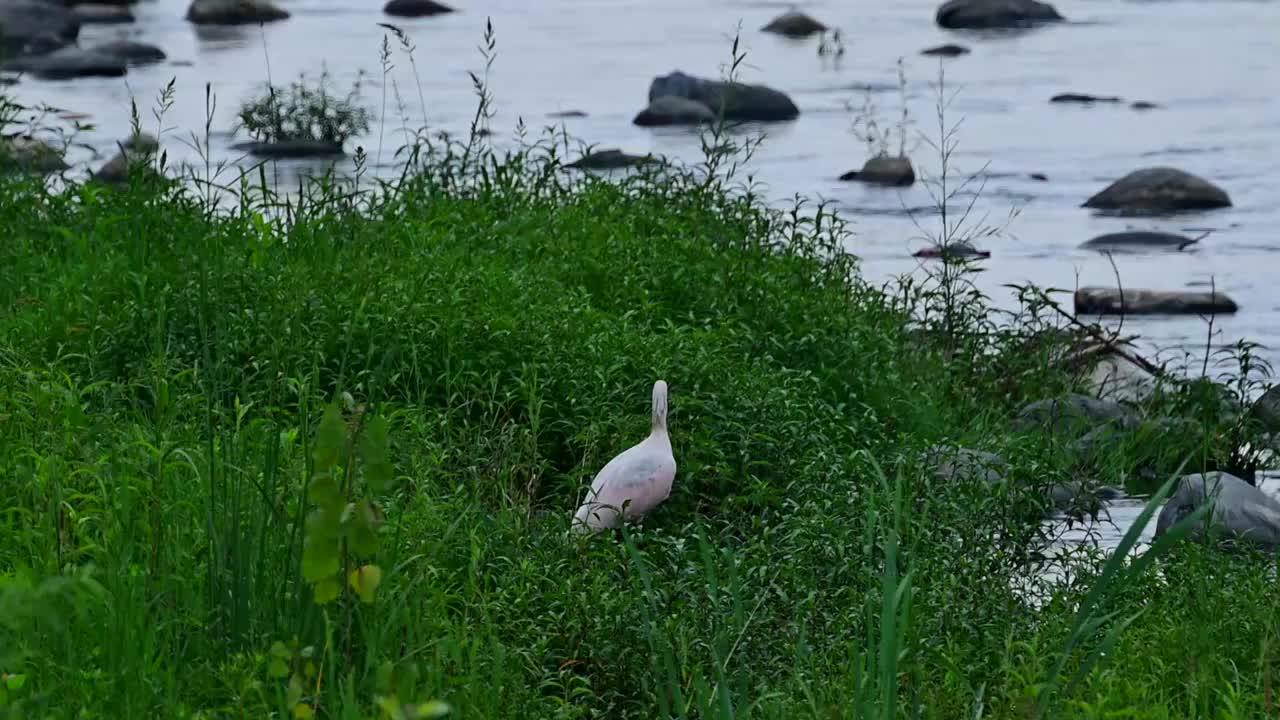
[1,114,1278,718]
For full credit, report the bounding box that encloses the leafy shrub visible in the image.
[236,69,372,146]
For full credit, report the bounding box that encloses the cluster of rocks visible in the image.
[0,0,165,80]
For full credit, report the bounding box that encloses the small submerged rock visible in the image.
[1074,286,1239,316]
[633,95,716,127]
[640,70,799,124]
[72,4,134,24]
[231,140,345,158]
[383,0,454,17]
[1050,93,1121,104]
[760,10,827,38]
[921,43,970,57]
[839,154,915,186]
[1083,167,1232,213]
[912,241,990,259]
[1130,101,1160,111]
[935,0,1064,29]
[186,0,289,25]
[547,110,588,119]
[1155,471,1280,550]
[90,40,167,65]
[564,149,660,170]
[3,46,127,80]
[1079,231,1201,253]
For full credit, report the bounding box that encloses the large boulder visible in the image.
[92,132,159,184]
[760,10,827,38]
[1082,167,1232,213]
[1155,472,1280,549]
[0,135,67,173]
[935,0,1063,29]
[2,46,127,80]
[646,70,799,123]
[1074,286,1239,316]
[383,0,453,17]
[925,445,1006,485]
[185,0,289,25]
[564,149,661,171]
[0,1,80,55]
[839,154,915,186]
[1013,394,1142,436]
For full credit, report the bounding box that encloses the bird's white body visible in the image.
[573,380,677,533]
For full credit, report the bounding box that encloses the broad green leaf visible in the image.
[287,675,304,707]
[268,658,290,679]
[413,700,452,718]
[270,641,291,659]
[0,686,8,707]
[293,703,315,719]
[306,505,343,540]
[308,470,343,510]
[360,415,395,493]
[314,576,342,604]
[312,403,347,472]
[349,564,384,604]
[375,695,405,720]
[301,539,340,583]
[3,674,24,691]
[348,500,382,556]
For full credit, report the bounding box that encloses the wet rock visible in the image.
[645,70,799,123]
[1030,172,1048,181]
[924,445,1006,484]
[1051,93,1121,104]
[564,149,660,170]
[20,33,72,57]
[231,140,344,158]
[2,46,127,80]
[1079,231,1201,253]
[90,40,166,65]
[632,95,717,127]
[921,43,970,56]
[760,10,827,38]
[1082,167,1232,213]
[1247,385,1280,435]
[1047,480,1124,516]
[1155,471,1280,549]
[935,0,1063,29]
[1130,101,1160,111]
[0,2,80,55]
[912,241,990,259]
[383,0,454,17]
[1014,394,1142,436]
[1074,286,1238,316]
[0,135,68,173]
[91,132,160,185]
[72,4,134,23]
[548,110,587,118]
[839,154,915,186]
[186,0,289,25]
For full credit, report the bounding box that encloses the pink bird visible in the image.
[572,380,677,533]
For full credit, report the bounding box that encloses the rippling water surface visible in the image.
[9,0,1280,553]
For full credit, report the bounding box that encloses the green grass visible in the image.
[0,101,1278,719]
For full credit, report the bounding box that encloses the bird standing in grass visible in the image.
[572,380,676,533]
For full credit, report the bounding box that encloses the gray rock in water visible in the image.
[912,241,990,259]
[72,4,134,23]
[231,140,344,158]
[90,40,167,65]
[564,149,660,170]
[760,10,827,38]
[547,110,588,118]
[632,95,716,127]
[1130,101,1160,111]
[921,43,970,57]
[383,0,453,17]
[1051,93,1121,104]
[1155,471,1280,549]
[92,137,159,184]
[647,70,799,123]
[924,445,1006,485]
[0,135,68,173]
[839,154,915,186]
[1079,231,1201,253]
[1074,286,1238,316]
[1014,393,1142,436]
[0,2,80,55]
[3,46,127,80]
[1248,385,1280,435]
[1083,167,1232,213]
[186,0,289,25]
[1047,480,1125,516]
[935,0,1063,29]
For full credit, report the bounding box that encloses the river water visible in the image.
[8,0,1280,554]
